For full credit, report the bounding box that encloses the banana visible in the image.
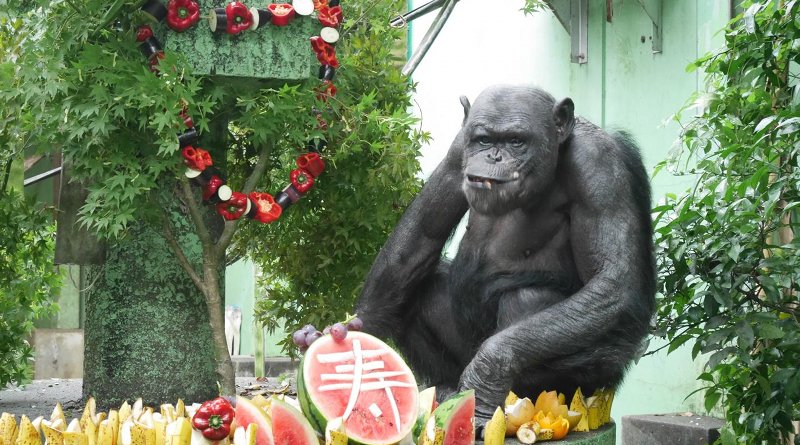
[63,420,88,445]
[49,406,65,427]
[515,421,539,444]
[1,413,18,445]
[324,418,347,445]
[14,416,41,445]
[41,420,64,445]
[483,407,506,445]
[164,419,190,445]
[96,420,114,445]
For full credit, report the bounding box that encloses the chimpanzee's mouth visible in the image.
[466,174,513,190]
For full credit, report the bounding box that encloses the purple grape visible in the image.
[292,330,307,347]
[302,324,316,334]
[322,325,332,335]
[305,330,322,346]
[347,317,363,331]
[331,323,348,342]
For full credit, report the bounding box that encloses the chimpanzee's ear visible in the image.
[553,97,575,144]
[460,96,471,126]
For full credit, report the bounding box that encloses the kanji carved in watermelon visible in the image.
[297,331,419,445]
[235,396,274,445]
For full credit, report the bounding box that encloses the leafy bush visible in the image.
[654,1,800,442]
[0,190,60,386]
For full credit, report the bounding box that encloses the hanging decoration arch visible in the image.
[135,0,343,223]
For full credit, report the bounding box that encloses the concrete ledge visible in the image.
[622,413,725,445]
[32,329,84,379]
[232,356,297,377]
[477,423,615,444]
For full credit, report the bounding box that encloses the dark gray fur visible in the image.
[355,85,656,427]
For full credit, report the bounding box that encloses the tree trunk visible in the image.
[83,201,221,407]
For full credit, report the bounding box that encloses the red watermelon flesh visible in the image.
[300,331,419,445]
[443,396,473,445]
[235,396,274,445]
[431,390,475,445]
[271,398,319,445]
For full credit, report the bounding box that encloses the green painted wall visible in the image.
[522,0,731,426]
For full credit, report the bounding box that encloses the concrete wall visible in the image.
[407,0,730,427]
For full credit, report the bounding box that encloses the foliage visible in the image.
[247,0,425,356]
[654,1,800,442]
[520,0,549,15]
[2,0,423,361]
[0,11,61,388]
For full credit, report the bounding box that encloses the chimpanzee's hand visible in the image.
[457,338,515,439]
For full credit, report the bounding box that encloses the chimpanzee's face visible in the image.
[461,87,563,215]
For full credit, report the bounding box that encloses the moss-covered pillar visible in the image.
[83,204,219,407]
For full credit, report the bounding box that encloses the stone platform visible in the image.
[477,423,616,444]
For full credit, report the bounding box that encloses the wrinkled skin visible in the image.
[356,85,656,431]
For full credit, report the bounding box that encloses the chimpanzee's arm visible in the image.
[458,130,656,422]
[355,137,469,339]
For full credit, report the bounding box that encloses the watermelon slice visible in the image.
[235,396,274,445]
[298,331,419,445]
[419,390,474,445]
[270,398,319,445]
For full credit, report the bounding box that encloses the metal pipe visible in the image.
[389,0,446,28]
[24,166,62,187]
[401,0,458,77]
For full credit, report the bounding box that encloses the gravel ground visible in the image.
[0,377,286,420]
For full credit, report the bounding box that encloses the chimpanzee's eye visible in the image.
[510,138,525,147]
[478,136,492,146]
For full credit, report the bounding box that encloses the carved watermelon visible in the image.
[297,331,419,445]
[235,396,274,445]
[270,398,319,445]
[418,390,475,445]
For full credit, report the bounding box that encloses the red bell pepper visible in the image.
[249,192,282,223]
[202,176,224,201]
[166,0,201,32]
[310,36,339,68]
[268,3,295,26]
[290,168,315,193]
[136,25,154,42]
[191,397,235,441]
[296,152,325,177]
[317,5,342,28]
[179,106,194,129]
[316,80,337,101]
[313,0,328,10]
[181,146,213,171]
[315,113,328,130]
[216,191,248,220]
[226,2,253,34]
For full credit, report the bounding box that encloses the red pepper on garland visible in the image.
[310,36,340,68]
[191,397,235,441]
[296,152,325,177]
[290,168,315,193]
[316,80,337,101]
[136,25,154,42]
[226,1,254,34]
[317,5,342,28]
[216,191,249,220]
[268,3,296,26]
[202,176,225,201]
[313,0,328,10]
[166,0,201,32]
[249,192,282,223]
[181,146,213,171]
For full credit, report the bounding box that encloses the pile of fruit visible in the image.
[0,324,614,445]
[483,387,615,444]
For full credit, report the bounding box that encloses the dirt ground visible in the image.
[0,377,281,420]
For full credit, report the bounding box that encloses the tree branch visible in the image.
[162,216,206,294]
[214,141,273,256]
[179,179,212,246]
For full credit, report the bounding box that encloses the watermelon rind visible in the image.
[297,331,419,445]
[270,397,319,445]
[431,390,475,445]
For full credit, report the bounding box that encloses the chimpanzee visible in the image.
[355,85,656,428]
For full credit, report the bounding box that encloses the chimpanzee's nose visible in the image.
[486,149,502,163]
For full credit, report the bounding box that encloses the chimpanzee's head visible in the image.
[459,85,574,215]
